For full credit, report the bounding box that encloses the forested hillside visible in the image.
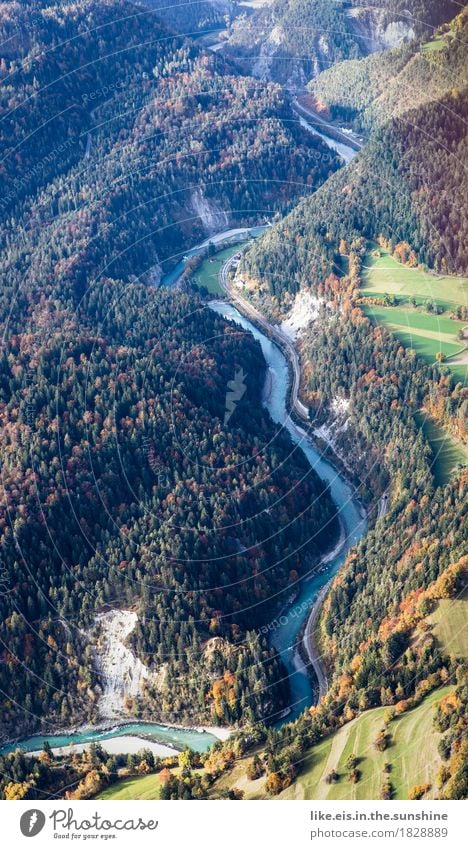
[223,17,467,800]
[242,88,468,295]
[0,0,339,326]
[309,8,468,132]
[0,0,173,210]
[142,0,235,35]
[0,278,337,735]
[0,0,341,737]
[0,0,336,227]
[221,0,460,89]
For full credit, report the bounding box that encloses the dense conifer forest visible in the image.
[242,89,468,292]
[143,1,236,35]
[0,0,465,804]
[0,0,341,739]
[309,8,468,132]
[221,0,460,88]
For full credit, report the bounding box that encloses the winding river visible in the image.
[1,282,365,758]
[210,301,366,722]
[160,225,269,287]
[1,123,363,756]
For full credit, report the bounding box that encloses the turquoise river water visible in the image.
[1,263,366,756]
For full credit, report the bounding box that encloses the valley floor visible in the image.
[96,686,455,801]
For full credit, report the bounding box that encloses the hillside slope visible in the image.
[242,88,468,296]
[220,0,460,88]
[225,39,467,805]
[0,0,341,738]
[142,0,235,34]
[309,8,468,132]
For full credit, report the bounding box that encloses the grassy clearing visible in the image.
[212,753,268,800]
[361,251,467,381]
[192,242,248,295]
[97,772,162,800]
[414,412,467,485]
[279,687,453,800]
[361,251,467,309]
[446,363,468,384]
[429,588,468,658]
[421,35,446,54]
[362,305,465,363]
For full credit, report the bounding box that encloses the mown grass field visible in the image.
[361,251,467,308]
[97,772,162,800]
[278,687,453,801]
[362,304,467,386]
[429,588,468,659]
[360,251,467,385]
[362,304,465,361]
[414,412,467,486]
[420,35,446,54]
[192,242,248,295]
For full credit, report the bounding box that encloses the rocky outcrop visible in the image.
[190,188,229,235]
[92,610,151,719]
[346,7,416,53]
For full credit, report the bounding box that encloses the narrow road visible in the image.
[292,99,363,152]
[220,255,309,421]
[377,491,389,520]
[219,255,343,701]
[303,583,330,701]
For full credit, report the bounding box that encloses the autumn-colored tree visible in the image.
[159,768,172,784]
[408,783,431,800]
[265,772,283,796]
[4,781,30,800]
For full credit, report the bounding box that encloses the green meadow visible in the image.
[361,250,467,309]
[414,412,467,485]
[360,251,467,383]
[420,35,446,54]
[97,772,162,800]
[362,304,465,361]
[429,588,468,659]
[192,242,248,295]
[279,687,454,801]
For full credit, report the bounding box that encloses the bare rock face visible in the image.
[92,610,150,718]
[379,20,416,48]
[190,188,229,235]
[347,8,416,53]
[220,2,424,90]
